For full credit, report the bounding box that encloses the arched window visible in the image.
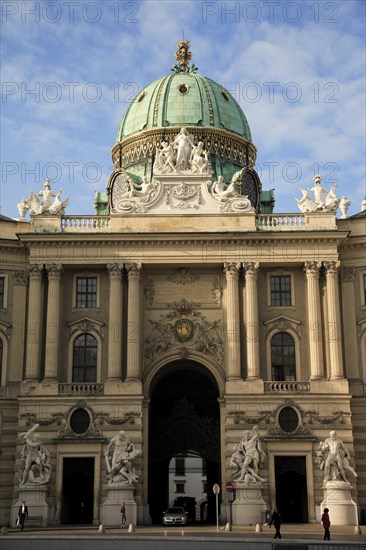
[271,332,296,381]
[72,333,97,383]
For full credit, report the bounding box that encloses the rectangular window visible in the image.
[0,278,4,309]
[76,276,97,308]
[175,457,185,476]
[175,482,185,494]
[270,275,291,306]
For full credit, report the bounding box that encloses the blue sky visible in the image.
[1,0,365,219]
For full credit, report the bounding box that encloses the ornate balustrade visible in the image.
[264,381,310,393]
[58,383,104,395]
[257,214,305,230]
[61,216,110,231]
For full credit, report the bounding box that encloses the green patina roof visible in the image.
[117,72,252,143]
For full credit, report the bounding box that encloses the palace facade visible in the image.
[0,42,365,527]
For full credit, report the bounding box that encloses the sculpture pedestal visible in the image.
[11,485,51,527]
[100,484,137,526]
[232,482,268,525]
[321,481,358,525]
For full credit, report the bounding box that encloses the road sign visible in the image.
[212,483,220,495]
[226,482,234,492]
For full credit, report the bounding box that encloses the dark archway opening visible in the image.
[61,457,94,524]
[275,456,308,523]
[148,363,221,524]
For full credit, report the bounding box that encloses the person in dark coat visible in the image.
[321,507,331,540]
[18,501,28,531]
[120,501,126,527]
[269,507,282,539]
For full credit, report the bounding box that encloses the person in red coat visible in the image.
[321,507,331,540]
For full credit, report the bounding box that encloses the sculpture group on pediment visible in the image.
[229,426,267,485]
[153,128,210,175]
[296,175,350,216]
[111,172,159,213]
[315,430,357,485]
[105,430,141,486]
[211,175,253,212]
[17,179,70,219]
[19,423,52,486]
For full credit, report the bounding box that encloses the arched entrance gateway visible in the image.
[148,361,221,524]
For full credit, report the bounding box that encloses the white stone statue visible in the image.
[19,423,52,486]
[127,176,155,199]
[315,430,357,485]
[311,174,327,208]
[19,180,70,216]
[17,199,29,221]
[47,188,70,214]
[39,179,56,208]
[212,176,241,200]
[296,175,341,214]
[339,196,351,218]
[104,430,141,485]
[173,127,195,170]
[230,426,267,484]
[190,141,209,173]
[154,141,177,174]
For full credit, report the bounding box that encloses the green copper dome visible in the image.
[117,72,252,142]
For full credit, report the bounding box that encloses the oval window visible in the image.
[221,91,229,101]
[278,407,299,433]
[179,84,188,94]
[70,408,90,435]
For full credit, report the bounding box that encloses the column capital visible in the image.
[324,260,340,274]
[27,264,44,280]
[224,262,240,279]
[45,263,63,279]
[126,262,142,278]
[107,263,124,279]
[12,270,28,285]
[304,261,322,277]
[243,261,259,276]
[340,266,355,282]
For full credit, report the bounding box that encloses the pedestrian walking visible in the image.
[321,507,331,540]
[120,501,126,527]
[17,501,28,531]
[269,507,282,539]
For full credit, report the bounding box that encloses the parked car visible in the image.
[162,506,188,526]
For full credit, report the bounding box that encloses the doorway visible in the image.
[61,457,94,524]
[275,456,308,523]
[148,362,220,524]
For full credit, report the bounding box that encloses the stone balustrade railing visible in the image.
[58,383,104,395]
[61,216,110,231]
[257,214,305,230]
[264,381,310,392]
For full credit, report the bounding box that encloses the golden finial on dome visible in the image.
[174,40,192,72]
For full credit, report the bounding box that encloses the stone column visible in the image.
[43,264,62,380]
[243,262,260,380]
[304,261,324,380]
[126,263,142,380]
[340,268,359,380]
[24,265,44,381]
[107,264,123,380]
[224,263,241,380]
[324,261,344,379]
